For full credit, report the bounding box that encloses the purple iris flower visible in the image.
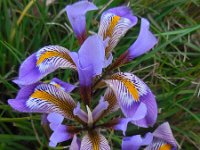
[8,1,162,149]
[122,122,178,150]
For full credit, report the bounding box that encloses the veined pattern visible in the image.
[145,139,172,150]
[36,45,76,73]
[26,83,76,119]
[98,13,132,57]
[80,131,110,150]
[105,72,148,106]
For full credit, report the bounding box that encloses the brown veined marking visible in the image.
[159,144,172,150]
[31,90,75,118]
[105,15,120,57]
[89,131,100,150]
[112,75,139,102]
[36,51,75,67]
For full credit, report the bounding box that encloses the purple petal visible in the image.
[47,112,64,130]
[122,132,153,150]
[8,83,40,112]
[13,46,76,85]
[112,118,130,135]
[130,102,147,121]
[132,90,157,128]
[113,103,147,135]
[105,6,137,25]
[128,18,158,59]
[105,72,158,128]
[78,66,93,87]
[13,53,41,85]
[66,1,97,44]
[50,78,76,92]
[73,102,88,123]
[9,83,76,120]
[92,97,109,122]
[98,6,137,58]
[49,125,73,147]
[153,122,177,148]
[78,35,105,76]
[80,131,110,150]
[70,134,81,150]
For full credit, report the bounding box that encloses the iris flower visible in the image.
[8,1,159,149]
[122,122,178,150]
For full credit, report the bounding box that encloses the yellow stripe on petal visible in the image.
[122,79,139,102]
[112,75,139,102]
[90,131,100,150]
[30,88,76,119]
[80,131,110,150]
[36,51,75,66]
[106,15,121,37]
[159,144,172,150]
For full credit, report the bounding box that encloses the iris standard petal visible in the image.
[13,45,76,85]
[122,132,153,150]
[70,134,81,150]
[127,18,158,60]
[66,1,98,44]
[98,6,137,58]
[78,35,105,76]
[70,35,105,104]
[145,122,177,150]
[105,72,157,127]
[80,131,110,150]
[8,83,77,120]
[50,78,76,93]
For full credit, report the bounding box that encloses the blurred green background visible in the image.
[0,0,200,149]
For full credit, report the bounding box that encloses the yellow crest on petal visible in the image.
[106,15,121,37]
[159,144,172,150]
[112,74,139,102]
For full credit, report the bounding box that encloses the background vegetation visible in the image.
[0,0,200,149]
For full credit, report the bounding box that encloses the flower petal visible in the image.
[73,102,88,123]
[98,6,137,58]
[13,45,76,85]
[66,1,98,44]
[49,124,73,147]
[78,35,105,77]
[105,72,157,127]
[92,97,109,122]
[105,102,147,135]
[70,134,81,150]
[50,78,76,93]
[71,35,105,105]
[127,18,158,60]
[153,122,176,145]
[132,90,157,128]
[47,112,64,130]
[80,131,110,150]
[8,83,76,120]
[122,133,153,150]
